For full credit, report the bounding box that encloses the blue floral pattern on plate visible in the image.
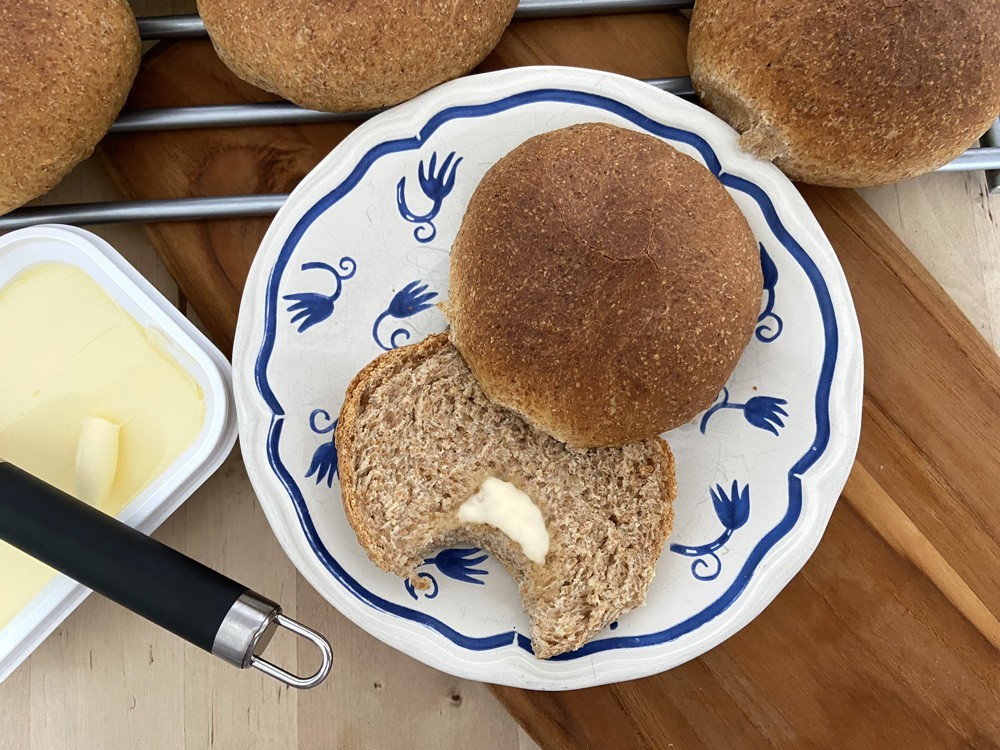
[396,151,463,243]
[404,549,490,601]
[305,409,339,487]
[700,387,789,436]
[670,482,751,581]
[372,281,439,350]
[283,257,357,333]
[757,244,783,342]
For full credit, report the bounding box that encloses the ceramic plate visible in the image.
[233,66,863,690]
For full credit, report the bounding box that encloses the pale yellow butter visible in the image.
[458,477,550,564]
[74,416,122,510]
[0,263,206,629]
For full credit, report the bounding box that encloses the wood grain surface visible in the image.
[493,187,1000,748]
[3,3,999,748]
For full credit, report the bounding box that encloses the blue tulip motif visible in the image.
[744,396,789,435]
[372,281,439,350]
[699,386,788,436]
[283,257,357,333]
[404,548,489,600]
[305,409,339,488]
[670,481,750,581]
[756,244,783,343]
[396,151,463,243]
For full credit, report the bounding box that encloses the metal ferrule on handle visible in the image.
[0,462,331,689]
[213,592,333,689]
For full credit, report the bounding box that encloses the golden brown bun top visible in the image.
[448,123,762,448]
[197,0,518,112]
[689,0,1000,187]
[0,0,140,215]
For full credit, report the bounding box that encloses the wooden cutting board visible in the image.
[100,14,1000,748]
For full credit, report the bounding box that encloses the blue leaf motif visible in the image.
[671,481,750,581]
[756,244,783,343]
[284,293,334,332]
[387,281,437,317]
[743,396,789,436]
[397,151,463,243]
[373,281,439,351]
[760,244,779,291]
[402,548,490,602]
[304,409,338,487]
[305,441,338,488]
[710,484,732,530]
[283,257,357,333]
[700,387,789,436]
[732,482,751,530]
[710,481,751,531]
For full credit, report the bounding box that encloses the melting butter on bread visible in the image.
[336,334,676,659]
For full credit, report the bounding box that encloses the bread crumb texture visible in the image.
[337,335,677,659]
[448,123,762,447]
[0,0,140,215]
[689,0,1000,186]
[197,0,518,112]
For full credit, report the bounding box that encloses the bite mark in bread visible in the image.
[337,334,676,659]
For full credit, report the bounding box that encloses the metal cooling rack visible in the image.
[1,0,997,231]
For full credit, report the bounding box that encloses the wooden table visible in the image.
[2,2,999,748]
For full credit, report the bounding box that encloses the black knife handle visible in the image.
[0,461,246,653]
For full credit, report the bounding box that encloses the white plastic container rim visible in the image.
[0,225,238,685]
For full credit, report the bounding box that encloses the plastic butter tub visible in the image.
[0,225,238,684]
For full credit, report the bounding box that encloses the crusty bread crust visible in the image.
[448,122,762,448]
[0,0,140,215]
[689,0,1000,187]
[337,335,456,570]
[337,334,677,659]
[197,0,518,113]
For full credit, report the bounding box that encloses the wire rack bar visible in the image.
[112,103,377,132]
[935,146,1000,174]
[136,0,695,39]
[979,120,1000,193]
[4,142,997,231]
[0,195,289,231]
[3,3,997,232]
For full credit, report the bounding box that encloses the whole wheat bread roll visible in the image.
[689,0,1000,187]
[448,122,762,448]
[197,0,518,113]
[337,334,676,659]
[0,0,140,216]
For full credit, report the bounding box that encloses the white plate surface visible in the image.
[233,67,863,690]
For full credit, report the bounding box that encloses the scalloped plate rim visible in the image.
[233,66,864,690]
